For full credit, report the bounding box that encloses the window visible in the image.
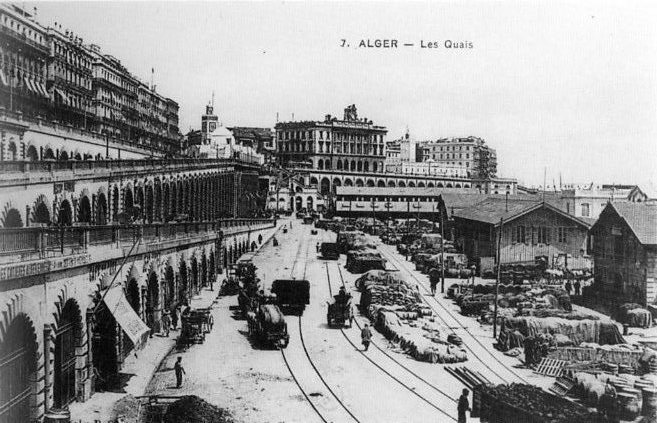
[557,227,568,243]
[537,227,550,244]
[513,226,526,243]
[581,203,590,217]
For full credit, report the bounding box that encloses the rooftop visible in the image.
[605,202,657,245]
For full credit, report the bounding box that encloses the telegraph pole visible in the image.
[440,207,445,293]
[493,217,503,338]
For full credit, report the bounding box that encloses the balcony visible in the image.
[0,25,49,56]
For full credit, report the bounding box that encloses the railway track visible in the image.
[376,242,528,385]
[324,261,458,422]
[281,227,362,423]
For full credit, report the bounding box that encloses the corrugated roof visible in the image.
[609,203,657,245]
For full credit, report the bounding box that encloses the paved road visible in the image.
[149,220,555,422]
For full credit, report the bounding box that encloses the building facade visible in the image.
[421,136,497,179]
[590,202,657,306]
[561,185,648,220]
[0,3,181,156]
[275,104,388,172]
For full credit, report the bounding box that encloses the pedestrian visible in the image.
[565,280,572,295]
[430,277,438,296]
[458,388,471,423]
[174,356,186,388]
[361,323,372,351]
[171,306,178,330]
[161,312,171,337]
[574,279,581,296]
[316,242,320,253]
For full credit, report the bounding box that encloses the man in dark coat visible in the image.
[174,356,186,388]
[574,280,581,296]
[361,323,372,351]
[458,388,471,423]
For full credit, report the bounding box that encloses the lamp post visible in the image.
[493,217,503,339]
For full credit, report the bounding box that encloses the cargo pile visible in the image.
[164,395,234,423]
[618,303,653,329]
[475,383,606,423]
[355,270,467,364]
[345,249,386,273]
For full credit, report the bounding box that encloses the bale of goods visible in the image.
[642,387,657,420]
[164,396,234,423]
[626,308,653,329]
[346,249,386,273]
[475,383,606,423]
[524,334,553,366]
[500,316,625,346]
[498,330,525,352]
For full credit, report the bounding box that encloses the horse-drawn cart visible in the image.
[327,295,354,327]
[177,308,214,349]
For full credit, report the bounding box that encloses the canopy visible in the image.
[102,285,150,348]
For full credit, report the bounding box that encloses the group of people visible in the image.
[564,279,582,296]
[152,303,191,338]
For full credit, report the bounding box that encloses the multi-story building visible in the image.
[46,26,94,130]
[560,184,648,220]
[230,126,275,162]
[276,104,388,172]
[422,136,497,179]
[0,4,51,118]
[0,3,181,156]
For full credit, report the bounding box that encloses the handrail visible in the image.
[0,218,275,256]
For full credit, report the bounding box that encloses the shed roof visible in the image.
[606,202,657,245]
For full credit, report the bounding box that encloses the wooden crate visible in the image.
[534,358,568,377]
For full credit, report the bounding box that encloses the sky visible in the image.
[28,1,657,189]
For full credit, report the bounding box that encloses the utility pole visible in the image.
[493,217,503,338]
[440,206,445,293]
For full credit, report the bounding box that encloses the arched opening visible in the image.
[446,183,453,188]
[3,208,23,227]
[377,180,386,187]
[58,199,73,226]
[336,160,343,170]
[388,180,396,187]
[146,273,160,335]
[307,196,314,211]
[78,196,91,224]
[34,200,50,225]
[170,183,177,220]
[154,183,162,222]
[344,179,353,187]
[96,193,108,225]
[295,196,303,211]
[317,160,324,170]
[251,241,257,251]
[26,145,38,161]
[350,160,356,171]
[59,150,69,161]
[125,278,140,316]
[43,148,55,160]
[191,258,200,295]
[7,142,17,160]
[179,262,188,303]
[428,182,434,188]
[455,183,461,188]
[134,186,144,221]
[201,254,208,288]
[162,184,170,222]
[123,188,134,216]
[325,159,331,170]
[373,162,378,172]
[165,266,175,309]
[437,183,444,188]
[0,314,38,423]
[357,161,362,171]
[310,177,318,187]
[111,186,119,222]
[356,179,364,187]
[53,299,82,408]
[91,296,118,392]
[320,178,330,195]
[364,161,369,172]
[408,182,416,187]
[145,185,154,223]
[295,186,303,193]
[398,181,406,187]
[366,180,375,187]
[418,182,425,188]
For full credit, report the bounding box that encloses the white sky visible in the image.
[29,1,657,189]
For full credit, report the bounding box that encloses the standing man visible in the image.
[174,356,186,388]
[565,280,572,295]
[574,279,581,296]
[171,306,178,330]
[161,312,171,337]
[361,323,372,351]
[458,388,471,423]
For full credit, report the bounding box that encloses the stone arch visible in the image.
[373,162,378,172]
[146,272,161,335]
[145,184,154,223]
[58,150,69,161]
[320,177,330,195]
[325,159,331,170]
[387,180,396,187]
[295,186,303,193]
[295,196,303,211]
[33,195,51,225]
[408,181,416,187]
[310,176,319,186]
[43,147,55,160]
[377,180,386,187]
[201,253,208,288]
[1,203,23,227]
[179,260,189,302]
[437,182,444,188]
[398,181,406,187]
[170,181,178,219]
[366,179,375,187]
[165,265,175,309]
[123,186,134,216]
[364,161,369,172]
[134,185,144,221]
[418,182,425,188]
[455,183,461,188]
[336,160,343,170]
[0,308,39,423]
[251,241,257,251]
[25,145,38,161]
[317,159,324,170]
[78,195,92,224]
[350,160,356,171]
[191,257,200,295]
[6,140,18,160]
[111,185,120,222]
[51,298,84,408]
[428,182,435,188]
[446,183,453,188]
[96,192,108,225]
[57,199,73,226]
[355,178,364,187]
[344,178,353,187]
[153,181,162,222]
[307,196,314,210]
[357,161,362,172]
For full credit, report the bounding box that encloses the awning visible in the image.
[102,285,150,348]
[23,77,36,94]
[0,69,7,87]
[35,81,49,99]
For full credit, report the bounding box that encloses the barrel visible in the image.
[617,392,641,421]
[44,409,71,423]
[642,387,657,419]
